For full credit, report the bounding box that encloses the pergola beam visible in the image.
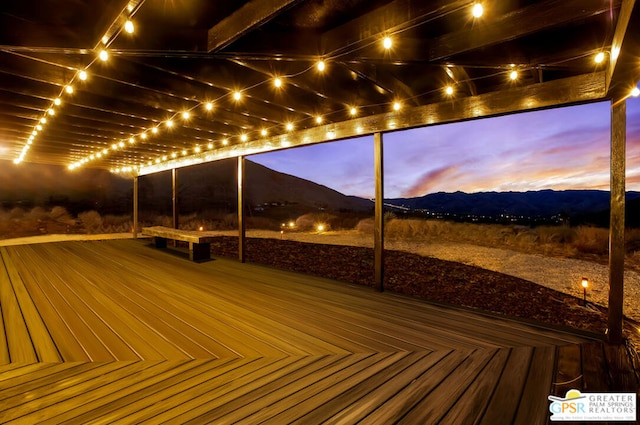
[207,0,303,52]
[139,71,607,176]
[605,0,639,97]
[321,0,468,57]
[430,0,617,61]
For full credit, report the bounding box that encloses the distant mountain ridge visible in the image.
[385,190,640,219]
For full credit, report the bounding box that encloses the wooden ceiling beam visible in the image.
[321,0,469,57]
[606,0,639,99]
[140,71,607,176]
[207,0,304,52]
[430,0,618,61]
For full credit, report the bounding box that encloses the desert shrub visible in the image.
[571,226,609,255]
[247,216,280,230]
[221,213,237,229]
[536,225,575,244]
[50,206,73,223]
[27,206,48,221]
[102,214,132,232]
[294,212,335,232]
[9,207,25,219]
[355,218,374,234]
[78,210,103,234]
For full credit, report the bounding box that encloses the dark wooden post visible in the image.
[238,156,246,263]
[133,175,139,238]
[374,132,384,292]
[172,168,179,229]
[608,99,626,344]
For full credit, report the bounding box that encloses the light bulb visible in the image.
[472,3,484,18]
[124,20,134,34]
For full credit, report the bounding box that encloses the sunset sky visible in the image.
[250,98,640,199]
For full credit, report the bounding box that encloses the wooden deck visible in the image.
[0,239,634,423]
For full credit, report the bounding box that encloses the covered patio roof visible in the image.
[1,0,638,173]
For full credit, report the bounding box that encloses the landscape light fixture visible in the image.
[581,277,588,305]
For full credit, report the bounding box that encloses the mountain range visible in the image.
[2,159,639,226]
[385,190,640,219]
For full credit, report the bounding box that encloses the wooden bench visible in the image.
[141,226,219,262]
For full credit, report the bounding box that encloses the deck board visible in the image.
[0,238,632,423]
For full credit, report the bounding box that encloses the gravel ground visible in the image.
[245,229,640,322]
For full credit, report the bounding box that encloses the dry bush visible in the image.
[570,226,609,255]
[355,218,374,235]
[78,210,103,234]
[536,225,575,244]
[50,206,73,223]
[295,213,335,231]
[247,216,280,230]
[9,207,25,219]
[102,214,132,232]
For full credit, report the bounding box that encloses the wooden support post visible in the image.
[238,156,246,263]
[133,176,139,238]
[172,168,179,229]
[608,99,626,344]
[374,132,384,292]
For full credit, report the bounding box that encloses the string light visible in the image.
[99,50,109,61]
[124,20,135,34]
[54,98,62,106]
[182,111,191,120]
[240,134,248,142]
[204,102,213,111]
[165,119,174,128]
[509,70,519,80]
[594,52,605,64]
[445,86,454,96]
[65,85,74,94]
[383,36,393,50]
[233,91,242,101]
[79,70,88,81]
[393,101,402,111]
[349,107,358,116]
[317,61,326,72]
[315,116,323,124]
[632,86,640,97]
[286,123,294,131]
[274,77,283,88]
[261,129,268,137]
[472,3,484,18]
